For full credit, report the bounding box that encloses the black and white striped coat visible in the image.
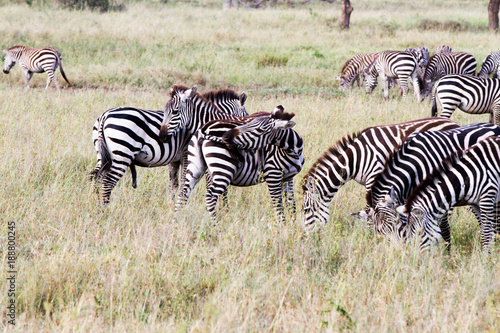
[432,74,500,125]
[90,89,248,204]
[422,52,476,98]
[301,117,460,230]
[478,51,500,78]
[396,136,500,252]
[364,50,422,101]
[366,123,500,248]
[337,52,380,89]
[2,45,71,89]
[175,109,304,223]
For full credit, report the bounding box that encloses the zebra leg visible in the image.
[438,213,451,253]
[168,160,181,195]
[382,76,390,100]
[100,160,132,204]
[491,105,500,126]
[479,199,495,252]
[399,76,409,98]
[264,171,286,223]
[130,163,137,189]
[411,73,422,102]
[45,72,59,90]
[205,174,233,223]
[23,70,33,89]
[174,156,207,214]
[283,179,296,217]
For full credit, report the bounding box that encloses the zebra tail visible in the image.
[58,55,71,86]
[95,117,112,180]
[430,83,438,117]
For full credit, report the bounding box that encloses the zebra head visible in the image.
[396,204,440,251]
[2,49,16,74]
[372,189,403,240]
[222,106,296,150]
[160,85,197,141]
[302,176,331,231]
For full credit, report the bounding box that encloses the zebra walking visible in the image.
[422,52,476,98]
[432,74,500,125]
[478,51,500,78]
[364,50,422,101]
[365,123,500,249]
[175,107,303,223]
[337,52,380,89]
[396,136,500,252]
[2,45,71,89]
[90,88,248,204]
[301,117,460,230]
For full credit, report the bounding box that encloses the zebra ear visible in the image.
[396,205,409,216]
[239,92,247,106]
[190,85,197,97]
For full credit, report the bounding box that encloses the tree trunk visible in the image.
[339,0,354,30]
[489,0,500,32]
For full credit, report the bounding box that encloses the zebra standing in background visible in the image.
[301,117,460,230]
[175,107,303,223]
[396,136,500,252]
[365,123,500,249]
[431,74,500,125]
[478,51,500,78]
[421,52,476,98]
[364,50,422,101]
[90,88,248,204]
[2,45,71,89]
[337,52,380,89]
[435,45,453,55]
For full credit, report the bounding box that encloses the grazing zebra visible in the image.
[337,53,380,89]
[422,52,476,98]
[432,74,500,125]
[365,50,422,101]
[2,45,71,89]
[396,136,500,252]
[435,45,453,55]
[302,117,460,230]
[478,51,500,78]
[366,123,500,249]
[90,88,248,204]
[175,107,304,223]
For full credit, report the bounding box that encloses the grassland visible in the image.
[1,0,499,331]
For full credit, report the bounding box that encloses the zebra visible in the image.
[421,52,476,98]
[364,50,422,101]
[478,51,500,78]
[396,136,500,252]
[435,45,453,55]
[365,123,500,249]
[175,107,304,223]
[90,88,248,204]
[431,74,500,125]
[337,53,380,89]
[2,45,71,89]
[302,117,460,230]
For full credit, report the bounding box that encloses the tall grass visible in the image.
[1,1,499,331]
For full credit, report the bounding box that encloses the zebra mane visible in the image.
[202,89,241,103]
[301,131,362,193]
[403,149,465,212]
[340,58,353,74]
[7,45,26,52]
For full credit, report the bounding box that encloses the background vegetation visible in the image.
[1,0,499,331]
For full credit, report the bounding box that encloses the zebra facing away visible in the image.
[174,107,303,223]
[478,51,500,78]
[422,52,476,98]
[2,45,71,89]
[90,88,248,204]
[365,123,500,250]
[301,117,460,230]
[396,136,500,252]
[364,50,422,101]
[432,74,500,125]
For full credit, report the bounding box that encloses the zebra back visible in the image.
[435,45,453,55]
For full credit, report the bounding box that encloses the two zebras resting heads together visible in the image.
[91,84,304,224]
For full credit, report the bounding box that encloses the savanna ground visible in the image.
[1,0,500,331]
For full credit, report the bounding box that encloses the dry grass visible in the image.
[1,1,500,331]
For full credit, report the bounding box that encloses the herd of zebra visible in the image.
[4,44,500,253]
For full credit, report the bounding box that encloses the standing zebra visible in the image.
[2,45,71,89]
[432,74,500,125]
[302,117,460,230]
[478,51,500,78]
[175,107,304,223]
[422,52,476,98]
[337,53,380,89]
[90,88,248,204]
[396,136,500,252]
[435,45,453,55]
[365,123,500,249]
[364,50,422,101]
